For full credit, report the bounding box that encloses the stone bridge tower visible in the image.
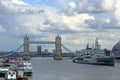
[23,34,30,60]
[54,34,63,60]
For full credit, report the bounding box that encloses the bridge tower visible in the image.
[23,34,30,60]
[54,34,63,60]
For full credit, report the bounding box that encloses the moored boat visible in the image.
[73,56,114,66]
[0,64,10,77]
[73,38,115,66]
[23,61,32,76]
[5,70,16,80]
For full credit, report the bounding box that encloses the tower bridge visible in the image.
[0,34,76,59]
[24,34,62,60]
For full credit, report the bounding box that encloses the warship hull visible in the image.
[73,57,114,66]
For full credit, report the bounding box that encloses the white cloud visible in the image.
[11,0,27,5]
[100,0,115,11]
[61,13,94,31]
[42,12,95,33]
[0,0,120,51]
[0,25,6,32]
[68,2,76,9]
[105,19,111,23]
[0,0,44,14]
[63,0,115,15]
[113,0,120,26]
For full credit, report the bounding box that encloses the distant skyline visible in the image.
[0,0,120,52]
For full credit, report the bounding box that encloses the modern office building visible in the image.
[37,46,41,54]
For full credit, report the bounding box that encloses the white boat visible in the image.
[0,64,10,77]
[73,38,114,66]
[23,61,32,76]
[5,70,16,80]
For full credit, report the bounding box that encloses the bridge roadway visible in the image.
[29,41,55,44]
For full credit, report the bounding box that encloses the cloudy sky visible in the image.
[0,0,120,52]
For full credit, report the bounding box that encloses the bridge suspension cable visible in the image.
[61,44,76,54]
[0,44,24,58]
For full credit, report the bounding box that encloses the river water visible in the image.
[1,57,120,80]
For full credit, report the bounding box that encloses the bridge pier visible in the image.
[54,34,63,60]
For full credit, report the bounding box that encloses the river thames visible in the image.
[0,57,120,80]
[30,57,120,80]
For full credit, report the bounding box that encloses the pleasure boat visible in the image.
[5,70,16,80]
[23,61,32,76]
